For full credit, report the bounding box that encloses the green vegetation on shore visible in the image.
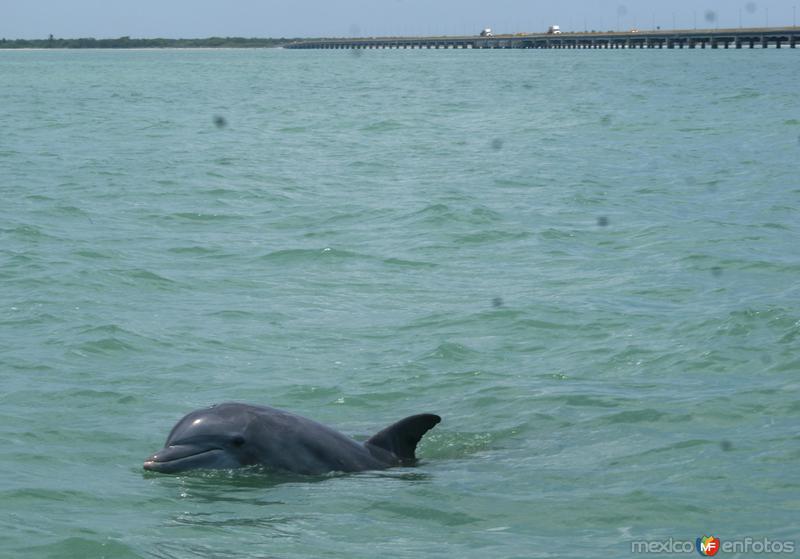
[0,36,301,49]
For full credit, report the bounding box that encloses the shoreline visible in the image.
[0,37,298,49]
[0,46,285,51]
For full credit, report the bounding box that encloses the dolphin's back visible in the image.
[243,404,388,474]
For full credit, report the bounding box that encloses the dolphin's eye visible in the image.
[231,436,245,448]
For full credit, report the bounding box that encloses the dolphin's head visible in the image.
[144,403,257,474]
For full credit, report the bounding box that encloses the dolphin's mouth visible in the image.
[143,446,227,474]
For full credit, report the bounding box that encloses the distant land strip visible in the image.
[0,36,297,49]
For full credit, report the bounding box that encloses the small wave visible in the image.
[597,409,688,425]
[455,230,531,245]
[279,125,308,133]
[561,395,626,408]
[78,323,132,336]
[365,501,480,526]
[382,257,437,268]
[170,512,304,535]
[168,212,238,222]
[77,337,138,354]
[420,342,481,362]
[493,178,536,188]
[420,423,527,460]
[540,228,576,240]
[5,224,54,240]
[405,204,504,227]
[259,247,362,263]
[260,247,404,268]
[1,487,90,501]
[203,187,240,196]
[204,308,288,322]
[361,119,404,132]
[71,323,168,355]
[54,205,91,217]
[720,89,761,101]
[73,249,112,259]
[125,269,177,285]
[27,537,143,559]
[65,388,127,400]
[166,246,224,256]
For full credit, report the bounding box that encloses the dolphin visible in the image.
[143,402,441,475]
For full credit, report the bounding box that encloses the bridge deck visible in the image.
[286,27,800,50]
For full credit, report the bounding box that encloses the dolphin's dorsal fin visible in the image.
[366,414,441,464]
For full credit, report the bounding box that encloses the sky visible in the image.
[0,0,798,39]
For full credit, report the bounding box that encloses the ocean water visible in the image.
[1,48,799,558]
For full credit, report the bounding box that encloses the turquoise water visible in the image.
[1,48,799,558]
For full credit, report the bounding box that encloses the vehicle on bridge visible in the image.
[547,25,562,34]
[480,28,494,37]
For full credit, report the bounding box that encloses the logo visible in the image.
[697,536,721,556]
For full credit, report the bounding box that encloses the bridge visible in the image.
[286,27,800,50]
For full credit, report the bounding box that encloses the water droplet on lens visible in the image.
[720,440,733,451]
[745,2,757,15]
[492,297,503,308]
[491,138,504,150]
[213,115,227,128]
[704,10,717,23]
[711,266,723,278]
[597,216,609,227]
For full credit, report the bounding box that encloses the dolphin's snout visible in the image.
[143,446,176,472]
[142,444,233,474]
[143,449,168,470]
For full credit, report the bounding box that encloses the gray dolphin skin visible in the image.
[143,402,441,475]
